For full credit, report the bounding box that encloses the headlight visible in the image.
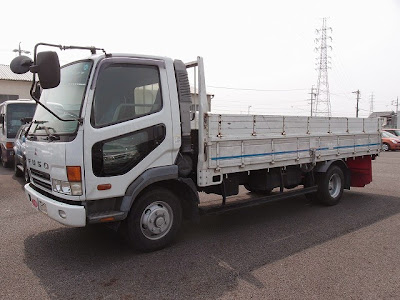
[52,179,82,196]
[390,139,398,144]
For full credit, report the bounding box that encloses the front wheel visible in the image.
[382,143,390,151]
[317,165,344,206]
[24,164,30,183]
[14,159,23,177]
[124,188,182,252]
[2,158,10,168]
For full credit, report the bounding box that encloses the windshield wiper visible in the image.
[34,121,60,141]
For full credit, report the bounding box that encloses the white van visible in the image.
[0,99,36,167]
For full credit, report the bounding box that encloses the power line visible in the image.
[207,85,309,92]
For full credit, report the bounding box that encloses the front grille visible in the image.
[32,178,52,191]
[30,168,51,181]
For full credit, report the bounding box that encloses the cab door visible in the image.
[83,57,175,200]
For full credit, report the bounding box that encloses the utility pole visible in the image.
[309,86,317,116]
[12,42,30,56]
[352,90,361,118]
[314,18,333,117]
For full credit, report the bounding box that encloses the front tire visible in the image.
[14,159,23,177]
[24,164,30,183]
[124,187,182,252]
[382,143,390,151]
[2,158,10,168]
[317,165,344,206]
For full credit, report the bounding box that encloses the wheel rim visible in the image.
[382,144,389,151]
[140,201,173,240]
[328,173,341,198]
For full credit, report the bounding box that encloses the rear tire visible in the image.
[124,187,182,252]
[317,166,344,206]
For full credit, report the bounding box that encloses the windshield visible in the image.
[391,129,400,136]
[29,60,93,136]
[382,131,398,138]
[6,103,36,138]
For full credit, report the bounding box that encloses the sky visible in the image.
[2,0,399,118]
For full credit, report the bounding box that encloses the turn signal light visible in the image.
[97,184,112,191]
[66,166,81,182]
[100,217,115,222]
[6,142,13,149]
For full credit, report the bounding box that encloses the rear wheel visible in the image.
[317,165,344,206]
[124,187,182,252]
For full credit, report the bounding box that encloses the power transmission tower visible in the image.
[352,90,361,118]
[314,18,332,117]
[369,92,374,115]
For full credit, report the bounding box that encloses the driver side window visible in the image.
[92,64,162,128]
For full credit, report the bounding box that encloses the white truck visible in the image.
[10,43,381,251]
[0,99,36,167]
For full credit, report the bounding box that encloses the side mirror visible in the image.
[11,51,61,89]
[32,51,61,89]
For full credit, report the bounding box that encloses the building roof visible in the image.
[369,111,396,118]
[0,64,32,82]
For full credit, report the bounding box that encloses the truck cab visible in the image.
[22,51,196,249]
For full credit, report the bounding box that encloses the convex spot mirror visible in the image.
[10,51,61,89]
[10,55,33,74]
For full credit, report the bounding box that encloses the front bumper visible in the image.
[25,183,86,227]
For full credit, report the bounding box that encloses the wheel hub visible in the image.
[328,173,341,198]
[140,201,173,240]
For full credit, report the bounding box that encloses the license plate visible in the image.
[31,195,38,209]
[38,201,47,214]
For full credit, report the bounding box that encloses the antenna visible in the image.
[12,42,30,56]
[314,18,332,117]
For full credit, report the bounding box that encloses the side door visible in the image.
[83,57,175,200]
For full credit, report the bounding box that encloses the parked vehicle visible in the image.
[383,128,400,138]
[381,131,400,151]
[0,100,36,167]
[13,122,31,182]
[11,43,382,252]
